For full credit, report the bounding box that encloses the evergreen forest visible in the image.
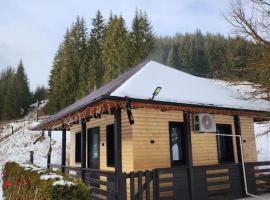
[0,9,265,119]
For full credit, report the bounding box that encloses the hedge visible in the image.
[2,162,90,200]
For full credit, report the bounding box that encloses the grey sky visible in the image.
[0,0,231,91]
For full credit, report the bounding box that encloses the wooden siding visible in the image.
[69,108,257,172]
[191,114,238,166]
[240,116,257,162]
[69,111,133,172]
[131,109,183,171]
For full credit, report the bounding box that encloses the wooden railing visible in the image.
[153,167,190,200]
[48,162,270,200]
[49,164,116,200]
[193,163,243,200]
[245,161,270,195]
[124,170,154,200]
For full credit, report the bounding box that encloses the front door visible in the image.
[87,127,100,169]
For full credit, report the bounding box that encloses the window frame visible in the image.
[75,131,82,163]
[106,124,115,167]
[216,124,235,164]
[169,122,186,166]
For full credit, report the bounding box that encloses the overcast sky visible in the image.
[0,0,232,91]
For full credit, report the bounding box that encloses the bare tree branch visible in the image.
[226,0,270,46]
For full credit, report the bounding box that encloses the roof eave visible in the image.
[32,95,270,131]
[108,96,270,116]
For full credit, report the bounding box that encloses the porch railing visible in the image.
[245,161,270,195]
[49,161,270,200]
[49,164,116,200]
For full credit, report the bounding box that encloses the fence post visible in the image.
[30,151,34,164]
[47,130,52,170]
[61,127,66,174]
[145,170,151,200]
[107,175,115,200]
[138,171,143,200]
[153,169,159,200]
[122,173,127,200]
[245,163,257,195]
[130,172,135,200]
[116,173,126,200]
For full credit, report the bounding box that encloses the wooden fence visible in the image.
[49,161,270,200]
[245,161,270,195]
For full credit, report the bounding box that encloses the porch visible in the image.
[42,104,270,200]
[48,161,270,200]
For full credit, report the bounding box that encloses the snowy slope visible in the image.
[111,61,270,112]
[255,122,270,161]
[0,120,70,199]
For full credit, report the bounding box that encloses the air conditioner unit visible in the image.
[194,113,216,133]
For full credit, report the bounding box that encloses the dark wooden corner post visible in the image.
[61,126,67,173]
[234,115,243,164]
[184,111,195,200]
[234,115,253,196]
[114,107,124,200]
[81,119,87,181]
[47,129,52,170]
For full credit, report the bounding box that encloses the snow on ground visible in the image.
[52,180,75,186]
[40,173,64,181]
[0,121,26,142]
[255,121,270,161]
[0,119,70,199]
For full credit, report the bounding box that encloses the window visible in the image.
[106,124,115,167]
[75,132,81,163]
[88,127,100,169]
[169,122,186,165]
[216,124,235,163]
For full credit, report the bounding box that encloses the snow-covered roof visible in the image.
[34,60,270,130]
[111,61,270,112]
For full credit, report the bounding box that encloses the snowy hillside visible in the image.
[0,119,70,199]
[255,121,270,161]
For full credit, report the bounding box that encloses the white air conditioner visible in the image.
[194,113,216,133]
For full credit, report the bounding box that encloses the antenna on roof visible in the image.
[152,87,162,100]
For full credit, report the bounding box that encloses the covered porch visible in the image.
[35,98,270,200]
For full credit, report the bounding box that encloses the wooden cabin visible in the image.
[34,61,270,200]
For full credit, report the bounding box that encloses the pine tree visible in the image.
[78,10,106,97]
[166,45,181,68]
[63,16,87,101]
[46,42,67,113]
[46,17,87,112]
[204,34,228,78]
[178,33,194,73]
[129,9,155,65]
[102,14,129,82]
[31,86,47,103]
[15,60,30,116]
[91,10,106,88]
[2,67,19,120]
